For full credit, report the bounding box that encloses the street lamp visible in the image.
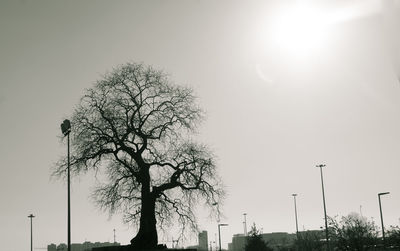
[292,194,299,239]
[378,192,390,247]
[28,214,35,251]
[316,164,330,251]
[243,213,247,236]
[60,119,71,251]
[218,223,228,251]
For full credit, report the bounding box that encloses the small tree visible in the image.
[386,225,400,248]
[55,62,224,249]
[328,213,379,250]
[245,223,274,251]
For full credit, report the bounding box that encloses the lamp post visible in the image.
[316,164,330,251]
[243,213,247,236]
[218,223,228,251]
[292,194,299,239]
[61,119,71,251]
[378,192,390,247]
[28,214,35,251]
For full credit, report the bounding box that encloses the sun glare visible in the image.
[270,3,330,58]
[252,0,386,83]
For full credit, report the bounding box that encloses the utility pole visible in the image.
[28,214,35,251]
[61,119,72,251]
[243,213,247,236]
[292,194,299,239]
[113,229,116,244]
[378,192,390,248]
[316,164,330,251]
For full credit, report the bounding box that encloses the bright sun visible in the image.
[270,3,330,59]
[253,0,386,83]
[264,0,382,60]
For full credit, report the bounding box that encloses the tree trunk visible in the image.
[130,170,158,250]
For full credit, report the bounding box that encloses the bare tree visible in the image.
[54,62,224,249]
[328,213,379,251]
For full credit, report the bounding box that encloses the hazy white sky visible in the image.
[1,0,400,250]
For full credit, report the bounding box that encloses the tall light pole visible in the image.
[61,119,71,251]
[292,194,299,239]
[218,223,228,251]
[378,192,390,247]
[243,213,247,236]
[28,214,35,251]
[316,164,330,251]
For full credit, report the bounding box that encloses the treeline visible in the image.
[245,213,400,251]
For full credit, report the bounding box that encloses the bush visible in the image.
[386,225,400,248]
[245,223,274,251]
[328,213,379,250]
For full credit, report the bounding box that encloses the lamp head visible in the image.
[378,192,390,196]
[61,119,71,136]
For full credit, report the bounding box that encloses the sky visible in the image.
[0,0,400,250]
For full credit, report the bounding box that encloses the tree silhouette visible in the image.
[55,62,224,249]
[386,225,400,248]
[245,223,273,251]
[328,213,378,251]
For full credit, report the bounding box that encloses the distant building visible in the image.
[229,233,246,251]
[198,230,208,251]
[186,230,209,251]
[261,232,295,249]
[228,230,325,251]
[47,241,119,251]
[297,229,324,239]
[228,232,296,251]
[186,244,198,250]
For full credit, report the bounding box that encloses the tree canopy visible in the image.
[55,62,224,249]
[245,223,274,251]
[328,213,379,251]
[387,225,400,248]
